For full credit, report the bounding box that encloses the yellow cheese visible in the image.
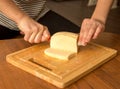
[44,48,76,60]
[44,32,78,60]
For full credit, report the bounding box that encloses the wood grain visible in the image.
[6,39,117,88]
[0,32,120,89]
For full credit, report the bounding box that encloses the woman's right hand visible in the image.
[17,16,50,43]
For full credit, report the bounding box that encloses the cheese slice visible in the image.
[44,32,78,60]
[44,48,76,60]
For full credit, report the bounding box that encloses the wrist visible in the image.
[91,15,106,25]
[15,13,29,25]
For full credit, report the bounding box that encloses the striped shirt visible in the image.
[0,0,49,30]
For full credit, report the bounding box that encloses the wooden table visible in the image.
[0,32,120,89]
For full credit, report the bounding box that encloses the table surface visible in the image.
[0,32,120,89]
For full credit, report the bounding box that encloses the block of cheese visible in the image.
[44,32,78,60]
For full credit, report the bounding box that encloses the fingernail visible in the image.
[46,37,50,42]
[78,41,87,46]
[83,42,87,46]
[78,42,82,46]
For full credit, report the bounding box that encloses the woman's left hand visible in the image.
[78,18,105,46]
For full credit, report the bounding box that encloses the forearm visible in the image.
[0,0,28,24]
[91,0,114,24]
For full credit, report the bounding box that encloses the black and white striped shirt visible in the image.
[0,0,49,30]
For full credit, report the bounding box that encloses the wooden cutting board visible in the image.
[6,42,117,88]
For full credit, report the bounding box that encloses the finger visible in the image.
[78,22,88,46]
[85,24,97,43]
[93,26,102,39]
[41,30,50,42]
[93,23,104,39]
[28,29,38,43]
[34,32,43,43]
[78,22,87,45]
[82,30,88,46]
[34,26,45,43]
[78,27,86,46]
[81,22,92,46]
[41,26,50,42]
[24,31,32,42]
[85,28,95,43]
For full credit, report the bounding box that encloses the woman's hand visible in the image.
[78,18,105,46]
[17,16,50,43]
